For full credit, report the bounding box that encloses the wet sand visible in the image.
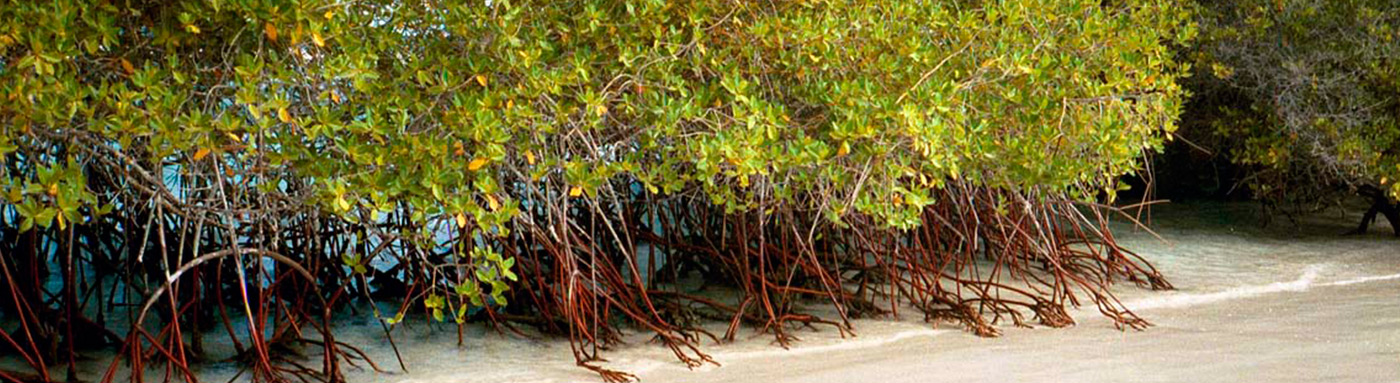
[8,202,1398,383]
[353,202,1400,383]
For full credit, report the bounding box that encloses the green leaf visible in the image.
[34,208,57,228]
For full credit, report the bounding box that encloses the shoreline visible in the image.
[6,203,1398,383]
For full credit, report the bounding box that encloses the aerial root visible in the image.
[1033,300,1075,328]
[578,361,640,383]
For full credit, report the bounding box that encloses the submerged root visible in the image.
[578,361,639,383]
[1033,300,1075,328]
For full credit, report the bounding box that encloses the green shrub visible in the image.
[0,1,1193,381]
[3,0,1193,233]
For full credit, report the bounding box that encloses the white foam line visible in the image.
[1320,272,1400,287]
[1126,265,1325,311]
[711,328,945,361]
[1128,265,1400,311]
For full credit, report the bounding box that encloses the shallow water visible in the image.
[623,202,1400,383]
[327,202,1400,383]
[9,202,1400,382]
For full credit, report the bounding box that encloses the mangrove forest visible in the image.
[0,0,1396,382]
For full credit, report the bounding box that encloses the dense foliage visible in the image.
[1,1,1193,382]
[1189,0,1400,207]
[2,0,1192,237]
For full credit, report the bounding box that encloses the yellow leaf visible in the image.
[836,141,850,157]
[467,157,489,171]
[485,195,500,211]
[568,186,583,197]
[264,22,278,42]
[525,150,536,165]
[506,99,514,109]
[475,75,488,87]
[186,24,201,34]
[324,10,335,20]
[278,107,292,123]
[312,32,325,47]
[595,104,608,117]
[331,92,342,104]
[454,141,466,156]
[247,104,261,120]
[226,132,242,143]
[119,58,134,75]
[455,213,467,228]
[193,147,211,161]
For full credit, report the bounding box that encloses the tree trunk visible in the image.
[1349,185,1400,236]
